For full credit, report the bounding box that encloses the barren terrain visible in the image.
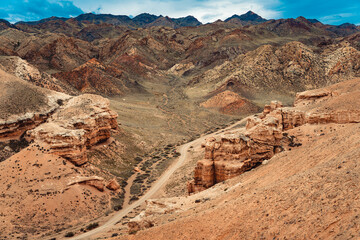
[0,11,360,240]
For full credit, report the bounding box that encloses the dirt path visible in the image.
[122,172,137,208]
[69,118,248,240]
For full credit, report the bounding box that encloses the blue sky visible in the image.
[1,0,359,25]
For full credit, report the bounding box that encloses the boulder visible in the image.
[106,178,121,191]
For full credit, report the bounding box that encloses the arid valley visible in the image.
[0,3,360,240]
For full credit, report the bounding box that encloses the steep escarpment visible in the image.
[188,101,287,193]
[0,69,126,239]
[26,94,118,165]
[0,68,119,166]
[122,122,360,240]
[188,78,360,193]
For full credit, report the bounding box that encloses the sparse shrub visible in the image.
[129,230,137,235]
[64,232,74,238]
[130,183,142,195]
[134,157,142,162]
[130,196,139,201]
[114,205,122,211]
[111,197,124,211]
[86,222,99,231]
[57,99,64,106]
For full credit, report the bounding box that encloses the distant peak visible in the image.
[225,10,267,23]
[245,11,256,15]
[296,16,313,24]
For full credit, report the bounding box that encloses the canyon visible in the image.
[0,10,359,240]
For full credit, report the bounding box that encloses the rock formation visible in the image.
[67,176,105,191]
[26,94,118,165]
[0,69,70,139]
[188,78,360,193]
[106,178,121,191]
[188,106,286,193]
[0,68,118,165]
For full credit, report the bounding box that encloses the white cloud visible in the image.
[319,13,354,24]
[72,0,281,23]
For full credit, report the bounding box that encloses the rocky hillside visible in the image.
[189,78,360,193]
[14,13,202,32]
[0,69,69,140]
[1,11,360,240]
[0,55,78,94]
[188,41,360,100]
[118,78,360,240]
[0,13,359,100]
[0,70,140,239]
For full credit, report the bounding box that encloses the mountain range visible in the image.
[4,10,357,31]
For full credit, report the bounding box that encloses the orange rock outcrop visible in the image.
[188,79,360,193]
[106,178,121,191]
[26,94,118,165]
[188,108,285,193]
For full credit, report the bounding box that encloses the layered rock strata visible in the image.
[26,94,118,165]
[1,112,53,140]
[188,109,285,193]
[188,81,360,193]
[0,69,70,140]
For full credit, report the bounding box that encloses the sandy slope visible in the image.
[112,79,360,240]
[0,145,113,239]
[117,123,360,240]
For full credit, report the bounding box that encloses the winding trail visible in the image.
[70,119,246,240]
[71,142,193,240]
